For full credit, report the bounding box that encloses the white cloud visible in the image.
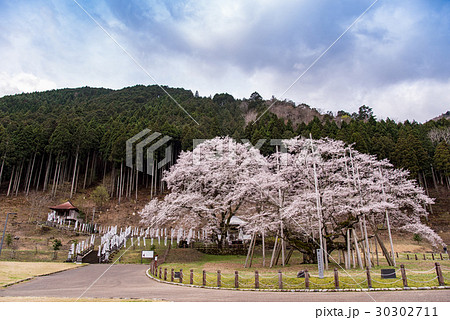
[0,0,448,122]
[0,72,56,97]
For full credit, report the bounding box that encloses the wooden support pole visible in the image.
[353,229,363,269]
[280,224,286,267]
[278,270,283,289]
[334,268,339,289]
[249,233,256,268]
[285,247,294,265]
[179,269,183,283]
[190,269,194,285]
[270,236,278,268]
[415,254,418,260]
[323,235,329,270]
[164,268,167,281]
[255,270,259,289]
[244,233,255,268]
[400,264,408,288]
[423,253,426,260]
[432,253,435,260]
[202,270,206,286]
[217,270,221,287]
[346,229,351,269]
[171,269,174,282]
[262,231,266,267]
[435,263,445,286]
[407,254,409,260]
[235,271,239,288]
[159,267,162,279]
[305,269,310,289]
[366,267,372,289]
[374,237,379,266]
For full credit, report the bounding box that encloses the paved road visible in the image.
[1,264,449,302]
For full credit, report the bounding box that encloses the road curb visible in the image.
[145,269,450,293]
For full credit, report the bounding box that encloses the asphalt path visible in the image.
[1,264,449,302]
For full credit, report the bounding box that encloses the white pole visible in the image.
[379,167,396,266]
[310,135,325,268]
[349,148,371,268]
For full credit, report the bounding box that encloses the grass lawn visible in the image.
[0,261,83,287]
[154,246,450,290]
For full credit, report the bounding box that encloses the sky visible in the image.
[0,0,449,122]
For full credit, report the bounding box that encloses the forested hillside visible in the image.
[0,85,448,202]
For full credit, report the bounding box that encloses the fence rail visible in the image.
[148,262,449,290]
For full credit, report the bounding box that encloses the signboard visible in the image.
[141,250,154,258]
[317,249,324,279]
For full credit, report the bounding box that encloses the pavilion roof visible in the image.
[49,201,78,211]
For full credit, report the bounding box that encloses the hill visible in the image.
[0,85,448,220]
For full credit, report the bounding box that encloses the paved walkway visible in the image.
[1,264,449,302]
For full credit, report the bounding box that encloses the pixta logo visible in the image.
[126,129,172,175]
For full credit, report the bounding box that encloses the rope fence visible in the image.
[148,262,449,290]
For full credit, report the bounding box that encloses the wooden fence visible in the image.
[149,262,449,290]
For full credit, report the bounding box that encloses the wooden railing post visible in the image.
[432,253,435,260]
[255,270,259,289]
[435,263,445,286]
[179,269,183,283]
[171,268,174,282]
[190,269,194,285]
[423,253,426,260]
[334,268,339,289]
[202,270,206,286]
[305,269,310,289]
[366,267,372,289]
[217,270,221,287]
[164,268,167,281]
[415,254,418,260]
[440,253,443,260]
[400,264,408,288]
[278,270,283,289]
[235,271,239,288]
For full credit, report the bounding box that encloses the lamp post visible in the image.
[0,212,17,256]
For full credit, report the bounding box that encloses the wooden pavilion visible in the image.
[48,201,82,223]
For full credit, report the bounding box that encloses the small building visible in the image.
[227,216,251,243]
[48,201,82,223]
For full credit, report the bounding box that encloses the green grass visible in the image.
[0,249,63,262]
[149,245,450,290]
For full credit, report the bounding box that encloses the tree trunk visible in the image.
[43,152,52,192]
[7,165,15,196]
[23,157,32,193]
[0,153,5,185]
[70,146,79,198]
[83,153,90,190]
[135,167,138,200]
[26,152,37,195]
[35,154,44,191]
[118,162,123,204]
[74,161,80,195]
[14,160,24,195]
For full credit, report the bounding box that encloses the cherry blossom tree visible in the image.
[140,136,267,250]
[140,135,443,264]
[242,137,442,265]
